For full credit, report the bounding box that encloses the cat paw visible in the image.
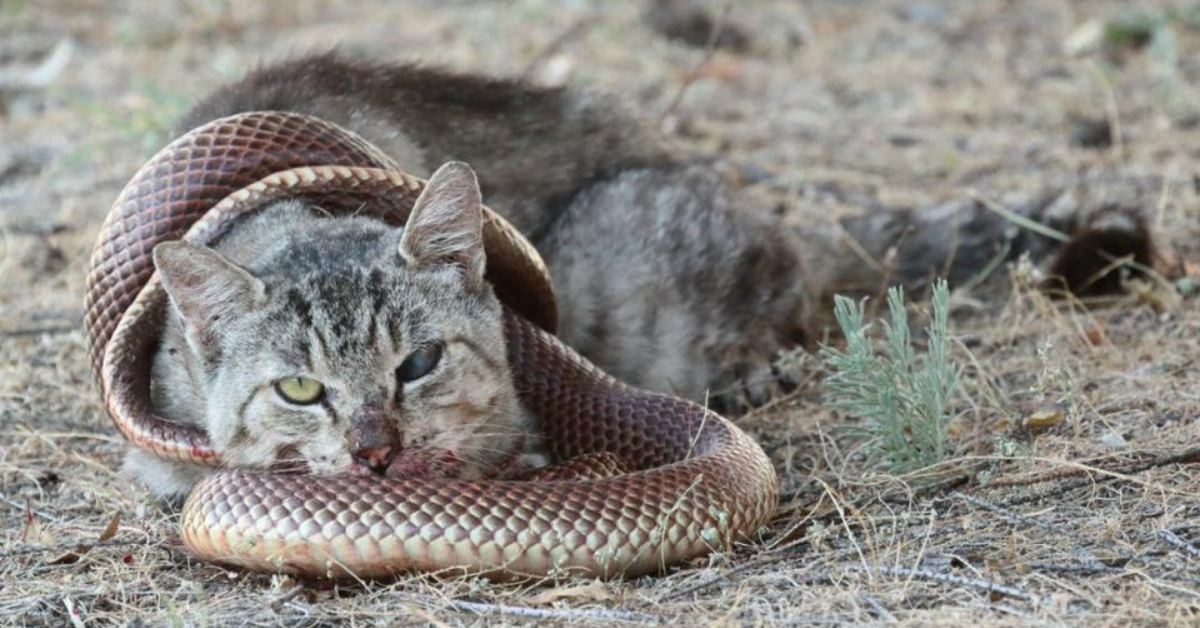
[121,447,211,503]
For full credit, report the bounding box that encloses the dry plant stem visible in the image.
[986,446,1200,507]
[860,594,897,622]
[657,6,727,127]
[519,17,596,78]
[1156,529,1200,560]
[0,538,151,559]
[953,491,1137,560]
[448,599,663,623]
[267,583,310,612]
[834,220,897,296]
[662,547,797,601]
[1027,561,1118,576]
[1,495,63,524]
[968,188,1070,243]
[674,560,1042,606]
[1090,62,1126,159]
[851,564,1039,604]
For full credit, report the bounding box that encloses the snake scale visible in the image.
[84,111,779,579]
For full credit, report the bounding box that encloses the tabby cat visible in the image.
[128,162,542,498]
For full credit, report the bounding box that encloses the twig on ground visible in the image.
[980,601,1043,622]
[875,470,973,506]
[519,17,596,79]
[833,220,894,280]
[62,596,86,628]
[1027,561,1117,576]
[657,6,728,128]
[0,537,152,559]
[991,446,1200,509]
[663,554,788,601]
[449,599,664,623]
[0,494,64,524]
[859,594,897,622]
[1157,529,1200,560]
[953,491,1136,559]
[268,582,310,612]
[983,462,1099,489]
[968,189,1070,243]
[1088,62,1125,159]
[813,477,870,574]
[853,564,1040,604]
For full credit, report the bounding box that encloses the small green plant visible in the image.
[821,279,958,474]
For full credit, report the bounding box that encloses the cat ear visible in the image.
[154,240,266,355]
[399,161,486,289]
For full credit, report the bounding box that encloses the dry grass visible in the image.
[3,1,1199,626]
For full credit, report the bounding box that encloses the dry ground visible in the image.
[3,1,1200,626]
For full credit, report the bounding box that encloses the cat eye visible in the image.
[274,376,326,405]
[396,341,444,384]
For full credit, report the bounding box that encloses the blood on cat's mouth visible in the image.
[346,448,464,480]
[387,448,463,479]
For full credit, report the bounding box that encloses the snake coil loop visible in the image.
[85,111,778,579]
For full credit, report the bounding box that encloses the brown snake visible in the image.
[84,111,779,579]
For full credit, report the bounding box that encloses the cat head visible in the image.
[153,162,531,480]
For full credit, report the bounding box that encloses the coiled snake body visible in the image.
[84,111,779,579]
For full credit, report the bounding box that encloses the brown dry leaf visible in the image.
[98,511,121,541]
[49,511,120,565]
[1082,318,1108,346]
[1023,405,1065,430]
[526,581,615,606]
[48,550,83,566]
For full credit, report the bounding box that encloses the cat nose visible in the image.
[351,404,402,475]
[353,445,396,475]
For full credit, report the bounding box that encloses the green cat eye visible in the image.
[274,377,325,405]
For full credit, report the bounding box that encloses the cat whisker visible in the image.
[453,424,539,441]
[268,455,311,475]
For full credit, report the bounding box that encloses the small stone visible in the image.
[1064,19,1104,56]
[1098,431,1128,450]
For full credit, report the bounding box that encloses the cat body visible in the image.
[129,53,820,500]
[179,55,817,404]
[129,53,1147,499]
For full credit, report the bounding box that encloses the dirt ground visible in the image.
[3,1,1200,626]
